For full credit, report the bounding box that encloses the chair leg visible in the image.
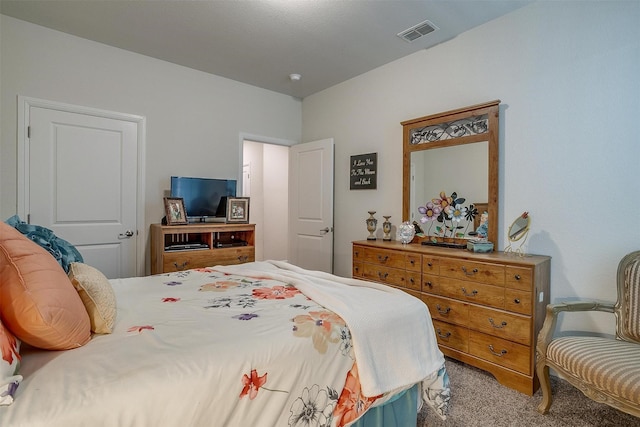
[536,363,553,414]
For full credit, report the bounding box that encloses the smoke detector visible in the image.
[289,73,302,82]
[397,20,439,43]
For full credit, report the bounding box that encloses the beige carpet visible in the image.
[418,358,639,427]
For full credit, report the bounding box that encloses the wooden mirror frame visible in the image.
[402,100,500,245]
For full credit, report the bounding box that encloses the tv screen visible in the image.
[170,176,237,220]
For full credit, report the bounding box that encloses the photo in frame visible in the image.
[163,197,188,225]
[226,197,250,223]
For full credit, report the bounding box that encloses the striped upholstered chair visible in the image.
[535,250,640,417]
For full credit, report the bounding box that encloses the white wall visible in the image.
[0,15,301,273]
[302,1,640,336]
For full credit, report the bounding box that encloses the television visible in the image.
[170,176,237,222]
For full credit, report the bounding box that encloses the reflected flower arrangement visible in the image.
[418,191,478,239]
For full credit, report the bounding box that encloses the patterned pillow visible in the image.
[0,320,22,406]
[68,263,117,334]
[4,215,83,273]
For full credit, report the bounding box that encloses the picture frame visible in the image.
[226,197,250,223]
[163,197,188,225]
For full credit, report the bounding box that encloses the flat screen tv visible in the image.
[170,176,237,222]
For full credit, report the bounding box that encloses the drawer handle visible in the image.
[424,281,433,288]
[436,328,451,339]
[488,345,508,357]
[409,277,415,285]
[461,287,478,297]
[377,255,389,263]
[410,259,415,265]
[514,274,521,280]
[377,272,389,280]
[427,262,433,267]
[354,267,359,273]
[461,266,479,276]
[489,318,508,329]
[238,255,249,262]
[436,304,451,315]
[514,298,521,304]
[173,261,189,271]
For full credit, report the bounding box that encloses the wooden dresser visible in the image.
[352,240,550,395]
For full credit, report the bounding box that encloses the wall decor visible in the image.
[164,197,188,225]
[350,152,377,190]
[226,197,250,223]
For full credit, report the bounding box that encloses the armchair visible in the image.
[536,250,640,417]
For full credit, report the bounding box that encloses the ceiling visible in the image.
[1,0,532,99]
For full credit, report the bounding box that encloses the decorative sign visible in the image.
[350,153,377,190]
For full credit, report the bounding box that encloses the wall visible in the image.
[0,15,301,273]
[302,1,640,336]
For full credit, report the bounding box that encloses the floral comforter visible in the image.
[1,262,449,427]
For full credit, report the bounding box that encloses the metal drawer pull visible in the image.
[377,255,389,262]
[425,281,433,288]
[410,259,415,265]
[461,287,478,297]
[436,328,451,339]
[488,345,507,357]
[514,298,521,304]
[436,304,451,315]
[514,274,521,280]
[489,318,508,328]
[377,272,389,280]
[427,262,433,267]
[461,266,479,276]
[174,261,189,270]
[409,277,415,284]
[238,255,249,262]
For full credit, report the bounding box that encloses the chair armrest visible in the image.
[536,300,615,356]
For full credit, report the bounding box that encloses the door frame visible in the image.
[17,96,147,276]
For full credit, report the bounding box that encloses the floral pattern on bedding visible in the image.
[2,265,447,427]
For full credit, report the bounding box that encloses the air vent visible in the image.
[397,20,438,43]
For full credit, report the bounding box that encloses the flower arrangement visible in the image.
[417,191,478,239]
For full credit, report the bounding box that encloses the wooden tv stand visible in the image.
[150,223,255,274]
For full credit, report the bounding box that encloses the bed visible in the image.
[1,223,449,426]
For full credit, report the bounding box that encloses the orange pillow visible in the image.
[0,222,91,350]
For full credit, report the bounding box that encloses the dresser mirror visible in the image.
[402,100,500,245]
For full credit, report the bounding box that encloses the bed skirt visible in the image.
[350,384,418,427]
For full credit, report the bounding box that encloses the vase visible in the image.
[397,221,415,244]
[366,211,377,240]
[382,216,392,241]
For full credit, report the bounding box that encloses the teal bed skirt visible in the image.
[349,383,418,427]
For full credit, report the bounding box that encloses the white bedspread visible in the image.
[1,262,448,427]
[217,261,445,396]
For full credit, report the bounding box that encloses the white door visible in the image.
[20,99,143,279]
[288,138,334,273]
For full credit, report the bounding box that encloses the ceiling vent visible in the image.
[397,20,438,43]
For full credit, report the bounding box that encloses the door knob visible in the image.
[118,230,135,239]
[320,227,332,234]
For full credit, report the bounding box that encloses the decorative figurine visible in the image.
[366,211,378,240]
[382,216,392,241]
[475,211,488,238]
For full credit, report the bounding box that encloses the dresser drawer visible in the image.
[439,277,505,309]
[440,258,505,286]
[469,331,531,375]
[353,246,365,262]
[352,261,364,278]
[363,263,406,287]
[163,248,253,272]
[505,288,532,315]
[421,273,440,294]
[423,256,440,274]
[363,248,405,269]
[404,271,422,292]
[421,294,468,327]
[433,319,468,353]
[505,266,532,291]
[405,254,422,272]
[468,305,531,345]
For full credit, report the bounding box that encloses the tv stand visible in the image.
[150,223,255,274]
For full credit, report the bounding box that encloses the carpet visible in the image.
[418,358,639,426]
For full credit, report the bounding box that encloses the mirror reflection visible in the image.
[410,142,488,238]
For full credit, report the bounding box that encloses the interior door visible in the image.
[23,102,141,279]
[288,138,334,273]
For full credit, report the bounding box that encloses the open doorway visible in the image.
[242,139,290,261]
